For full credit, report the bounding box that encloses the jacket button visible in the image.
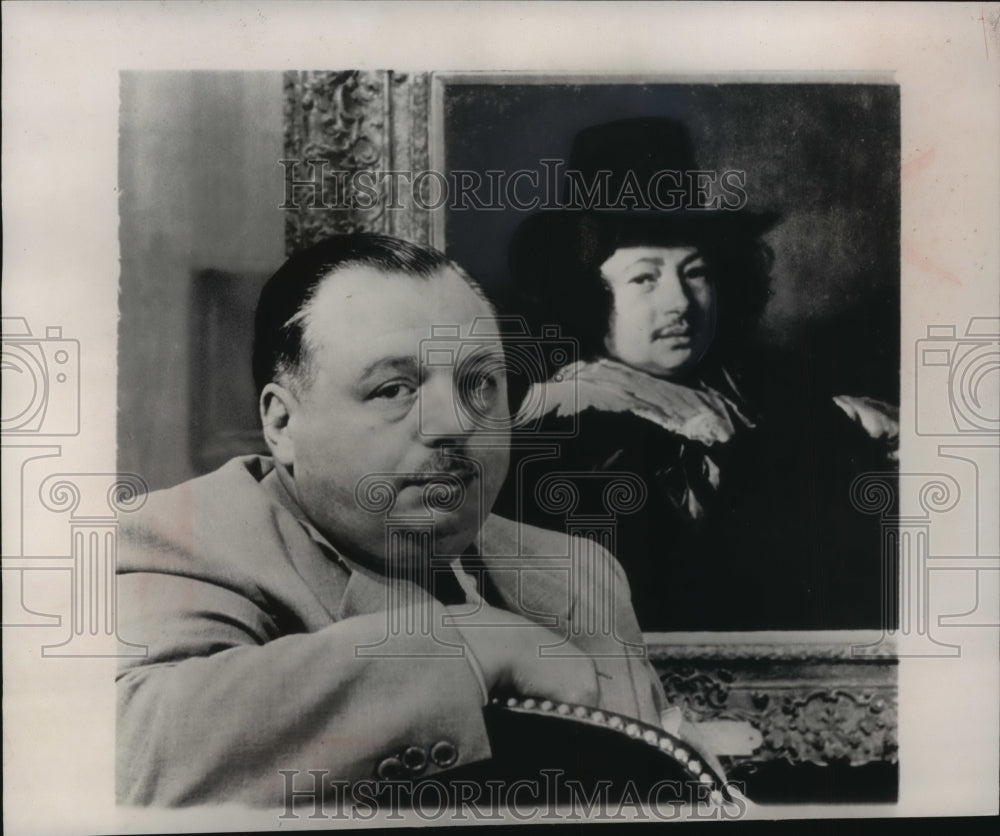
[402,746,428,775]
[376,756,404,780]
[430,740,458,768]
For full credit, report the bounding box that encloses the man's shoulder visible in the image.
[129,455,274,525]
[147,454,269,494]
[119,456,289,576]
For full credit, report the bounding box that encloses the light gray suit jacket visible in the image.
[116,456,667,807]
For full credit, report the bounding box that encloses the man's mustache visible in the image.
[402,454,480,485]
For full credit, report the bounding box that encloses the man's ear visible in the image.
[260,382,297,468]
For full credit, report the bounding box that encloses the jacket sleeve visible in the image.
[116,567,492,808]
[570,541,671,725]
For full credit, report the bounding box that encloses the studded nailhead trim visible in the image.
[493,696,726,799]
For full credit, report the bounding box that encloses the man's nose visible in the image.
[418,374,470,443]
[656,270,691,316]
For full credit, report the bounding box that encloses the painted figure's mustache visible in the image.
[652,318,693,340]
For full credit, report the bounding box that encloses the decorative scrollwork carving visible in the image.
[283,70,435,254]
[655,662,897,768]
[283,70,389,253]
[660,666,734,716]
[754,689,897,767]
[387,71,432,246]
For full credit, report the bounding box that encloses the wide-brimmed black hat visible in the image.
[508,117,780,291]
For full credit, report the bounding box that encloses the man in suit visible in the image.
[116,233,670,808]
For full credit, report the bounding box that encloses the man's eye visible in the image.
[369,381,416,401]
[683,265,709,282]
[628,273,657,286]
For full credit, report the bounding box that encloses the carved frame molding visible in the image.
[646,632,897,770]
[283,70,433,253]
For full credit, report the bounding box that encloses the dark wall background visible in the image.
[443,83,900,402]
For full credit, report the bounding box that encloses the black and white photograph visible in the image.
[114,72,901,810]
[2,3,998,833]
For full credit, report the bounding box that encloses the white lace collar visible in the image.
[517,358,755,446]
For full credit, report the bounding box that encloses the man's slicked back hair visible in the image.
[252,232,490,396]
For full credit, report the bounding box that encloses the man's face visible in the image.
[278,265,510,566]
[601,245,717,380]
